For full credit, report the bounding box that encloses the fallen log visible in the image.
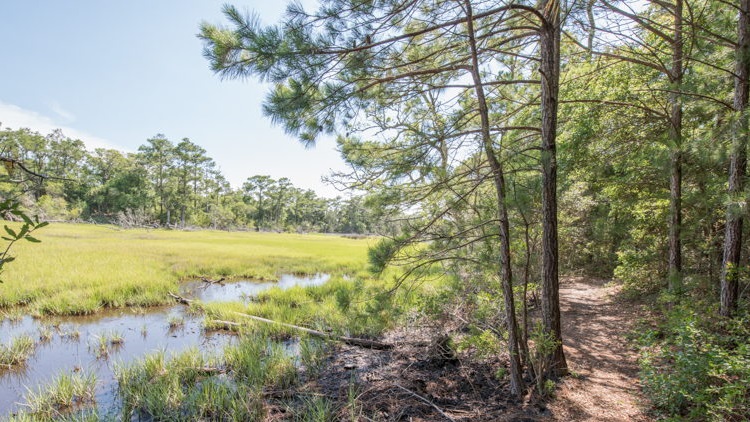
[200,277,226,288]
[229,311,393,350]
[168,292,194,305]
[167,293,392,350]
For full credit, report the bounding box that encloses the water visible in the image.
[0,274,330,417]
[181,273,331,303]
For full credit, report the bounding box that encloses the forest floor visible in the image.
[305,276,652,421]
[546,276,652,421]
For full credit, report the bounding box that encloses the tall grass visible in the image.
[201,272,433,343]
[115,338,292,421]
[0,223,373,315]
[20,371,97,420]
[0,223,454,420]
[0,335,35,366]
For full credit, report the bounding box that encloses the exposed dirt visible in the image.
[303,277,651,421]
[307,327,546,421]
[547,277,652,421]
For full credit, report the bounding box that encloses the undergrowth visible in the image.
[636,293,750,421]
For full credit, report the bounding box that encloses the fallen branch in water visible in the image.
[200,277,226,288]
[229,311,393,350]
[167,292,393,350]
[168,292,193,305]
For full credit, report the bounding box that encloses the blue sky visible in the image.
[0,1,346,197]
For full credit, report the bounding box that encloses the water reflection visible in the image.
[0,273,330,417]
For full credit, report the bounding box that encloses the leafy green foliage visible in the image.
[638,301,750,420]
[0,126,386,233]
[530,322,561,397]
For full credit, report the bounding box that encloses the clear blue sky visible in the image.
[0,1,346,197]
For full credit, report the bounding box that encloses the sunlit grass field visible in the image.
[0,223,374,315]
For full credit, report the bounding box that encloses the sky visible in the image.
[0,1,347,198]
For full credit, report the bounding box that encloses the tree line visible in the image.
[200,0,750,413]
[0,126,384,233]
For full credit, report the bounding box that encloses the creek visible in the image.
[0,273,330,417]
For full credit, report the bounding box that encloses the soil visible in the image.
[546,277,652,421]
[301,277,652,421]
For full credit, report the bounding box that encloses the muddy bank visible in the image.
[305,326,548,422]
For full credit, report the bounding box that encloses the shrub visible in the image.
[639,304,750,420]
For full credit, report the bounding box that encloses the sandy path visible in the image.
[546,277,652,421]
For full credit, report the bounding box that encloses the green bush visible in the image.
[614,247,664,296]
[638,305,750,420]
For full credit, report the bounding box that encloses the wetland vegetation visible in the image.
[0,223,435,420]
[0,223,371,316]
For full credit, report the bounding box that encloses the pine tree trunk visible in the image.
[464,0,525,395]
[540,0,568,378]
[668,0,684,292]
[721,0,750,318]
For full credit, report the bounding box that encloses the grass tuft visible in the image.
[0,335,35,367]
[22,371,97,419]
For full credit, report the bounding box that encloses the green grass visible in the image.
[20,371,98,420]
[167,314,185,329]
[0,335,36,367]
[0,222,373,315]
[115,346,266,421]
[0,222,451,420]
[200,274,422,341]
[90,331,124,359]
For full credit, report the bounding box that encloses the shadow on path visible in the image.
[546,277,652,421]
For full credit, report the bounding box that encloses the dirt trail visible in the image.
[547,277,651,421]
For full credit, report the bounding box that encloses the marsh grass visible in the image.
[345,375,363,421]
[115,347,266,421]
[21,371,97,420]
[167,314,185,329]
[59,326,81,342]
[2,308,24,323]
[298,337,329,378]
[37,325,53,343]
[14,270,445,421]
[295,395,335,421]
[199,273,427,344]
[0,335,35,367]
[90,331,124,359]
[10,409,104,422]
[0,223,372,316]
[1,223,450,420]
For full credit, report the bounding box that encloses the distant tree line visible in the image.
[0,126,386,233]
